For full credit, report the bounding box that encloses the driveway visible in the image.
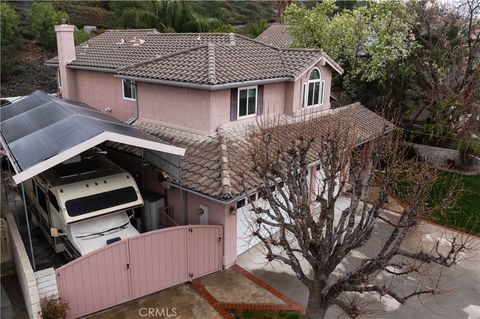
[237,197,480,319]
[85,284,224,319]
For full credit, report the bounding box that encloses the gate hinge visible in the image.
[188,228,193,233]
[126,263,130,270]
[218,237,222,242]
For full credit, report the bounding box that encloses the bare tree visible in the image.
[243,116,471,319]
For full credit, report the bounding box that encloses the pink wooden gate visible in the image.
[56,225,223,319]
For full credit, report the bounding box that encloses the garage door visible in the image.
[315,165,340,198]
[236,194,283,256]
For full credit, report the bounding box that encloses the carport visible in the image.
[0,90,185,271]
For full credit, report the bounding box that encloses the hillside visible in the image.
[0,1,278,97]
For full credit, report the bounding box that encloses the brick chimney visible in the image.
[54,22,77,100]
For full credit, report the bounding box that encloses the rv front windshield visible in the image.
[65,186,138,217]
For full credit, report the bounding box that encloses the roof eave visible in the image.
[114,75,294,90]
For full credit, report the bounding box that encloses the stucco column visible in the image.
[55,23,77,100]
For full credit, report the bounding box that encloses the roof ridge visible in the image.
[105,29,159,33]
[117,44,209,72]
[281,48,344,74]
[216,125,232,198]
[233,33,284,51]
[207,43,217,84]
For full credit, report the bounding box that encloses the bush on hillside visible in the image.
[0,3,20,45]
[27,2,68,50]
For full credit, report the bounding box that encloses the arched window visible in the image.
[303,68,325,108]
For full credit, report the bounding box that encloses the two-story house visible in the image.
[46,24,391,267]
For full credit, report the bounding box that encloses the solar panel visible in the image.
[0,90,183,184]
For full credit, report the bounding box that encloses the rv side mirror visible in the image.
[50,228,59,238]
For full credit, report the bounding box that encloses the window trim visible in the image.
[122,79,137,101]
[303,68,325,108]
[237,86,258,119]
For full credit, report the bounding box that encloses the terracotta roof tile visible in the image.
[46,30,342,84]
[256,24,294,49]
[112,104,393,201]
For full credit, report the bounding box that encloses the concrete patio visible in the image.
[85,284,224,319]
[237,197,480,319]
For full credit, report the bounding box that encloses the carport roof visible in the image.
[0,90,185,184]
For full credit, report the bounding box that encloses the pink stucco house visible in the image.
[46,23,390,269]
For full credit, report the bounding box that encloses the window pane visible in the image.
[302,84,306,108]
[320,81,325,104]
[65,187,138,217]
[247,88,256,115]
[123,80,131,98]
[308,83,314,106]
[36,186,48,213]
[314,82,320,105]
[239,89,247,117]
[48,190,60,211]
[309,69,320,80]
[131,82,136,99]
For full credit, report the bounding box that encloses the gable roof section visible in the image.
[110,104,393,201]
[0,91,185,184]
[256,23,294,49]
[46,30,342,85]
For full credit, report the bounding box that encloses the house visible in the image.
[45,23,391,269]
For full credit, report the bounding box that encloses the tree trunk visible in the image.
[305,288,329,319]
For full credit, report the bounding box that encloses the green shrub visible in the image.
[27,2,69,50]
[39,296,68,319]
[244,19,269,38]
[74,29,90,45]
[0,3,19,45]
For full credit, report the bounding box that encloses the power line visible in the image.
[400,127,480,145]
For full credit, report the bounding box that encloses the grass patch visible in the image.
[393,170,480,236]
[232,309,303,319]
[426,171,480,236]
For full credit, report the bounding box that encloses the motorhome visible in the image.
[25,151,143,259]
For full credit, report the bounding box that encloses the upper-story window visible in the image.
[303,68,325,108]
[238,86,257,118]
[122,79,136,101]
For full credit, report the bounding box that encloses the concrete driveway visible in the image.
[237,197,480,319]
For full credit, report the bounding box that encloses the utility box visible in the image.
[142,192,165,232]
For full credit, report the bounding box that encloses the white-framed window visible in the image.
[302,68,325,108]
[57,69,62,89]
[238,86,257,118]
[122,79,136,100]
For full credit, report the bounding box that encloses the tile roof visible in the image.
[109,104,393,201]
[46,30,342,84]
[256,24,294,49]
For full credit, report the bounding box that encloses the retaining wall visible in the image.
[6,213,42,319]
[410,143,480,172]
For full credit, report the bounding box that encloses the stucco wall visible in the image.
[288,63,333,116]
[69,62,335,133]
[137,82,213,133]
[74,70,136,121]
